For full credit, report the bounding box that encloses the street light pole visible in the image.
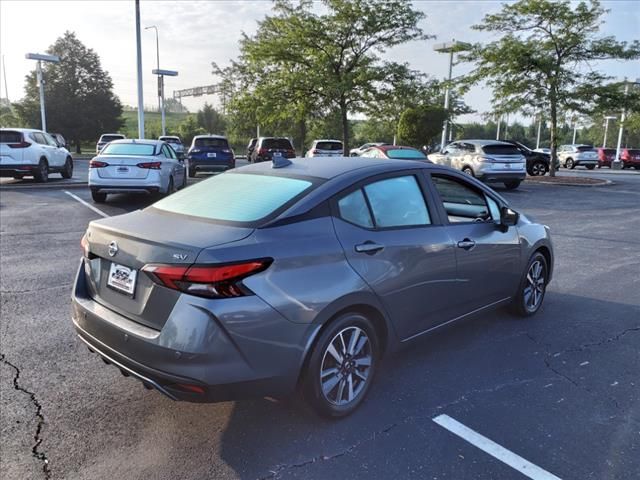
[145,25,163,133]
[602,116,616,148]
[25,53,60,132]
[613,78,640,169]
[572,116,578,144]
[434,40,471,149]
[135,0,145,139]
[496,115,501,140]
[536,113,542,149]
[152,69,178,138]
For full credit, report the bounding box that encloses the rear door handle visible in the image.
[457,238,476,250]
[355,242,384,255]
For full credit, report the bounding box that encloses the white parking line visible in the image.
[433,414,562,480]
[64,190,109,218]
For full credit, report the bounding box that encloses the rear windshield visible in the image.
[0,131,23,143]
[194,137,229,148]
[160,137,181,144]
[577,146,594,152]
[481,144,521,155]
[316,141,343,151]
[101,143,156,156]
[600,149,615,154]
[153,172,314,223]
[100,135,124,142]
[386,148,427,159]
[625,149,640,155]
[262,138,293,150]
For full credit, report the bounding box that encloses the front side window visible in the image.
[431,175,491,222]
[338,190,373,228]
[101,143,156,156]
[153,172,314,223]
[364,176,430,228]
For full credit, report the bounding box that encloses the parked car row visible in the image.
[597,147,640,169]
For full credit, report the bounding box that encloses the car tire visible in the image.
[511,251,548,317]
[91,190,107,203]
[503,180,521,190]
[34,159,48,183]
[634,166,640,170]
[303,312,379,418]
[529,161,547,176]
[188,167,196,178]
[166,177,175,196]
[61,157,73,179]
[462,166,474,177]
[181,172,187,189]
[586,165,595,170]
[565,158,575,169]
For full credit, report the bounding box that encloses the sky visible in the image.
[0,0,638,124]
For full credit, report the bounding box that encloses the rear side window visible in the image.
[316,141,343,151]
[262,138,293,150]
[432,175,490,222]
[0,131,22,143]
[577,146,594,152]
[338,190,373,228]
[153,172,314,223]
[386,149,427,159]
[160,137,181,145]
[194,137,229,148]
[364,176,430,228]
[481,144,520,155]
[101,143,156,156]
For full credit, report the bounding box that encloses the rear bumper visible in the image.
[71,261,314,402]
[475,171,527,182]
[574,159,597,165]
[189,161,234,172]
[0,164,38,176]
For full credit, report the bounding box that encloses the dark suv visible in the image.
[250,137,296,163]
[504,140,557,176]
[187,135,235,177]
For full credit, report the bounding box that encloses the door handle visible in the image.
[355,241,384,255]
[457,238,476,250]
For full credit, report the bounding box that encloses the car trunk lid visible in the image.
[95,155,153,179]
[84,208,254,330]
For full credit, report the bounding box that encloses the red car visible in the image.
[596,148,616,168]
[620,148,640,170]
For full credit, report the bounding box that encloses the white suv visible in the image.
[557,144,598,170]
[0,128,73,182]
[305,139,344,157]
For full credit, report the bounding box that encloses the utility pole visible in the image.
[135,0,145,139]
[602,116,616,148]
[496,115,501,140]
[536,113,542,150]
[25,53,60,132]
[2,55,9,101]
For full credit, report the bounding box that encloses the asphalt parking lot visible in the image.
[1,168,639,480]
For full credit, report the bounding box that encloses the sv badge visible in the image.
[172,253,188,261]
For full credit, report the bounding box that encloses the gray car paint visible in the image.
[72,157,553,402]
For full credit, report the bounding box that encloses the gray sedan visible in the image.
[72,156,553,417]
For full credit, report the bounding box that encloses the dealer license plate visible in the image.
[207,152,217,158]
[107,262,137,295]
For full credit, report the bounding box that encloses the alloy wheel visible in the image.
[531,162,546,176]
[320,326,372,406]
[523,260,546,312]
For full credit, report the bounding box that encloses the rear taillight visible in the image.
[312,149,319,154]
[7,140,31,149]
[258,148,267,155]
[136,161,162,169]
[80,234,95,259]
[90,160,109,168]
[142,259,271,298]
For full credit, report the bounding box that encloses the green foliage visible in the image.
[177,115,206,146]
[461,0,640,175]
[14,31,123,153]
[231,0,428,152]
[0,100,25,128]
[196,103,226,134]
[397,106,447,147]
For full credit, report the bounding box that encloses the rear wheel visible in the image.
[586,164,595,170]
[91,190,107,203]
[34,159,48,183]
[61,157,73,179]
[511,252,548,317]
[462,166,474,176]
[166,177,175,196]
[303,312,379,418]
[504,180,521,190]
[188,167,196,178]
[565,158,575,169]
[529,161,547,176]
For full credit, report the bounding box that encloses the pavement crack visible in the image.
[0,354,51,479]
[543,357,579,386]
[554,326,640,356]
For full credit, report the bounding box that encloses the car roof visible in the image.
[0,128,43,133]
[313,139,343,143]
[100,133,125,137]
[374,145,420,152]
[193,134,227,139]
[108,139,163,146]
[159,135,180,139]
[238,155,433,180]
[452,139,513,146]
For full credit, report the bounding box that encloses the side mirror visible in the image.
[500,207,519,228]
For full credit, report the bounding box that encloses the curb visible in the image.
[0,182,88,191]
[526,179,613,187]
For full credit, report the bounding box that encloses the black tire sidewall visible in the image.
[512,252,548,317]
[62,158,73,178]
[303,313,379,418]
[35,159,48,183]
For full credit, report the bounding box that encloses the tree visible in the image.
[240,0,428,152]
[14,31,122,152]
[178,115,206,146]
[196,103,226,134]
[461,0,640,175]
[396,106,447,147]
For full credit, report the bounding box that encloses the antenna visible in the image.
[271,151,292,169]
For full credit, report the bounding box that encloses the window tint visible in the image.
[386,148,427,160]
[262,138,293,150]
[0,131,23,143]
[432,175,490,222]
[166,144,177,159]
[100,135,125,142]
[101,143,156,156]
[486,195,501,221]
[153,172,314,223]
[315,141,343,151]
[364,176,430,228]
[338,190,373,228]
[481,144,520,155]
[576,146,595,152]
[194,137,229,148]
[160,137,181,145]
[31,133,48,145]
[43,133,58,147]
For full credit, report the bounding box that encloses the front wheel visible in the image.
[166,177,175,196]
[61,157,73,179]
[303,313,379,418]
[504,180,521,190]
[565,158,575,169]
[462,166,474,176]
[91,190,107,203]
[511,252,548,317]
